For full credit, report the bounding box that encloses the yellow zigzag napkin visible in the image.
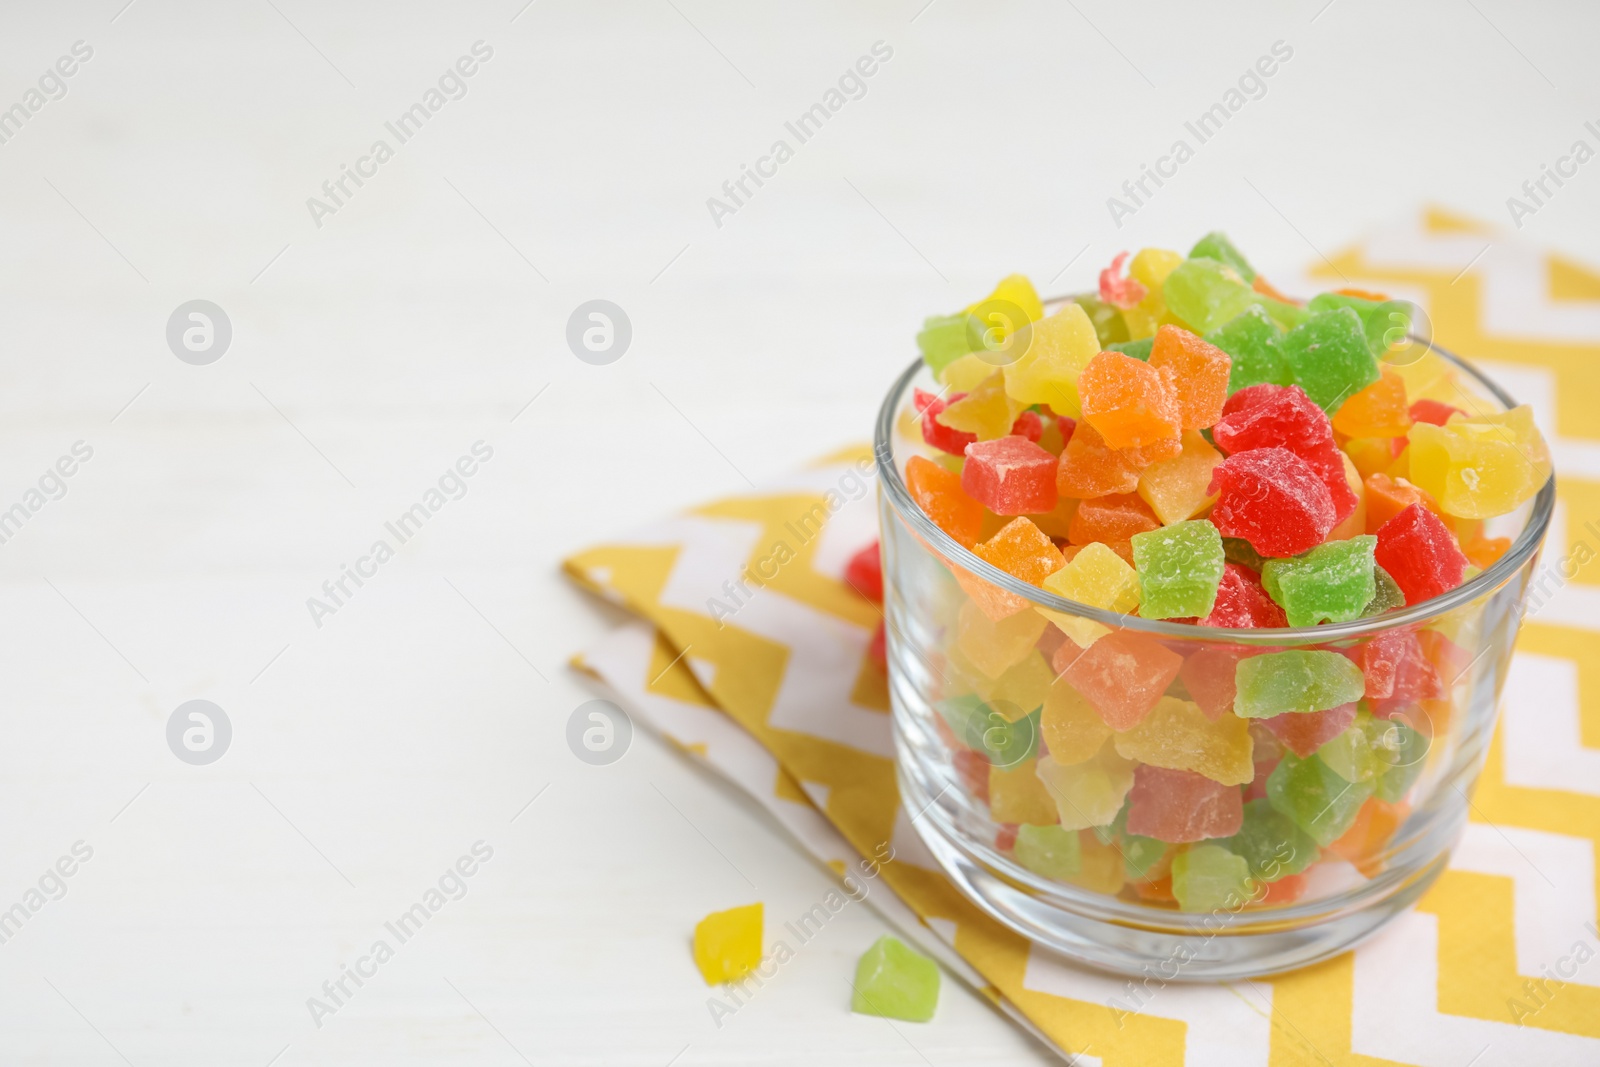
[565,209,1600,1066]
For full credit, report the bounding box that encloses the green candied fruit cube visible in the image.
[1234,650,1366,718]
[1361,565,1407,617]
[851,936,940,1022]
[1374,719,1429,802]
[1206,305,1294,394]
[1307,292,1414,359]
[1163,257,1260,334]
[1013,824,1082,880]
[1222,535,1269,573]
[1105,336,1154,361]
[1316,712,1390,784]
[1281,306,1381,412]
[937,696,1041,767]
[916,312,983,377]
[1074,294,1130,347]
[1189,231,1257,282]
[1267,752,1374,846]
[1262,536,1378,627]
[1096,804,1168,880]
[1131,519,1225,620]
[1223,799,1319,880]
[1171,843,1255,913]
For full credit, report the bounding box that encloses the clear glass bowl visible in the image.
[874,330,1554,980]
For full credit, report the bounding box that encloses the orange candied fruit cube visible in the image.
[1148,324,1231,431]
[1067,492,1161,546]
[906,455,983,547]
[1326,797,1408,877]
[1462,534,1512,569]
[1333,369,1414,439]
[1363,472,1438,535]
[1078,351,1183,450]
[959,516,1065,621]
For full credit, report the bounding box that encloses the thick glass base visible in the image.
[896,734,1455,981]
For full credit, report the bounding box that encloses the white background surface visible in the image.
[1,1,1597,1063]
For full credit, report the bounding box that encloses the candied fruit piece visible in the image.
[905,455,983,547]
[1078,351,1183,449]
[1068,492,1162,546]
[967,273,1044,328]
[694,903,763,984]
[1361,565,1406,617]
[959,517,1065,621]
[915,388,978,456]
[1406,406,1552,519]
[1261,535,1378,627]
[1332,370,1413,439]
[1409,398,1465,426]
[1036,747,1137,829]
[1013,823,1083,880]
[1125,765,1244,843]
[1099,251,1147,309]
[1040,677,1114,765]
[957,600,1047,679]
[1113,695,1254,786]
[1189,231,1256,281]
[1213,384,1356,523]
[1130,519,1226,620]
[1234,650,1367,718]
[1373,503,1469,605]
[1266,752,1373,847]
[1002,303,1101,413]
[852,936,940,1023]
[1137,430,1223,524]
[1223,798,1319,881]
[989,759,1059,824]
[1052,630,1183,731]
[916,313,982,377]
[940,371,1026,441]
[1200,562,1288,628]
[1149,324,1232,430]
[1172,843,1255,912]
[1180,646,1247,720]
[1037,541,1141,646]
[961,435,1059,516]
[1107,337,1154,359]
[844,541,883,602]
[1281,306,1381,412]
[1207,306,1293,394]
[1121,248,1186,339]
[1258,701,1358,758]
[1363,473,1438,534]
[1305,292,1413,359]
[1163,257,1259,334]
[1209,448,1337,558]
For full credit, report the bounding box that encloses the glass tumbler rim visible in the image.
[872,336,1556,645]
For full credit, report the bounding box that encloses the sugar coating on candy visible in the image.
[1210,448,1337,558]
[960,517,1065,621]
[1267,752,1374,847]
[1207,306,1292,394]
[1036,747,1137,829]
[1305,292,1412,359]
[1163,256,1259,335]
[1281,306,1380,412]
[1148,325,1232,430]
[845,541,883,602]
[957,600,1047,679]
[1137,430,1223,524]
[1261,535,1378,627]
[1040,677,1114,765]
[1002,303,1101,412]
[1258,701,1357,758]
[1332,370,1413,439]
[1037,541,1141,647]
[1052,630,1183,731]
[1179,647,1246,720]
[1130,519,1226,620]
[906,455,983,547]
[1406,406,1551,519]
[1224,798,1320,880]
[1213,384,1358,523]
[1013,823,1083,880]
[1189,231,1257,282]
[1234,650,1367,718]
[1373,503,1469,605]
[1068,492,1162,546]
[1099,251,1148,309]
[1112,695,1254,786]
[1078,351,1183,450]
[852,935,940,1023]
[1200,562,1288,628]
[917,312,983,377]
[1171,843,1255,912]
[989,759,1059,824]
[1125,764,1244,843]
[693,903,763,984]
[961,435,1059,516]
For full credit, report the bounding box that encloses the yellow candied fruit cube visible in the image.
[1407,405,1551,519]
[1136,430,1222,524]
[939,371,1025,440]
[956,600,1047,680]
[1036,542,1141,647]
[990,758,1059,825]
[1112,696,1254,786]
[976,650,1055,715]
[1121,248,1185,340]
[1035,746,1137,830]
[1040,677,1112,766]
[940,351,998,392]
[1002,303,1101,414]
[966,273,1044,332]
[693,903,763,985]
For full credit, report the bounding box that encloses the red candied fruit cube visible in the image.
[845,541,883,602]
[1200,563,1288,629]
[1214,384,1356,523]
[1209,448,1337,558]
[1011,409,1044,443]
[1051,630,1183,731]
[1409,398,1466,427]
[1259,702,1358,758]
[1125,765,1243,842]
[1347,628,1420,700]
[1179,646,1246,721]
[1374,503,1469,605]
[914,388,977,455]
[962,435,1059,516]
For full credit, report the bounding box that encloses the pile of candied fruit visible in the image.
[859,232,1552,912]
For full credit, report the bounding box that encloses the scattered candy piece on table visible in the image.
[852,936,941,1023]
[693,903,763,985]
[845,541,883,601]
